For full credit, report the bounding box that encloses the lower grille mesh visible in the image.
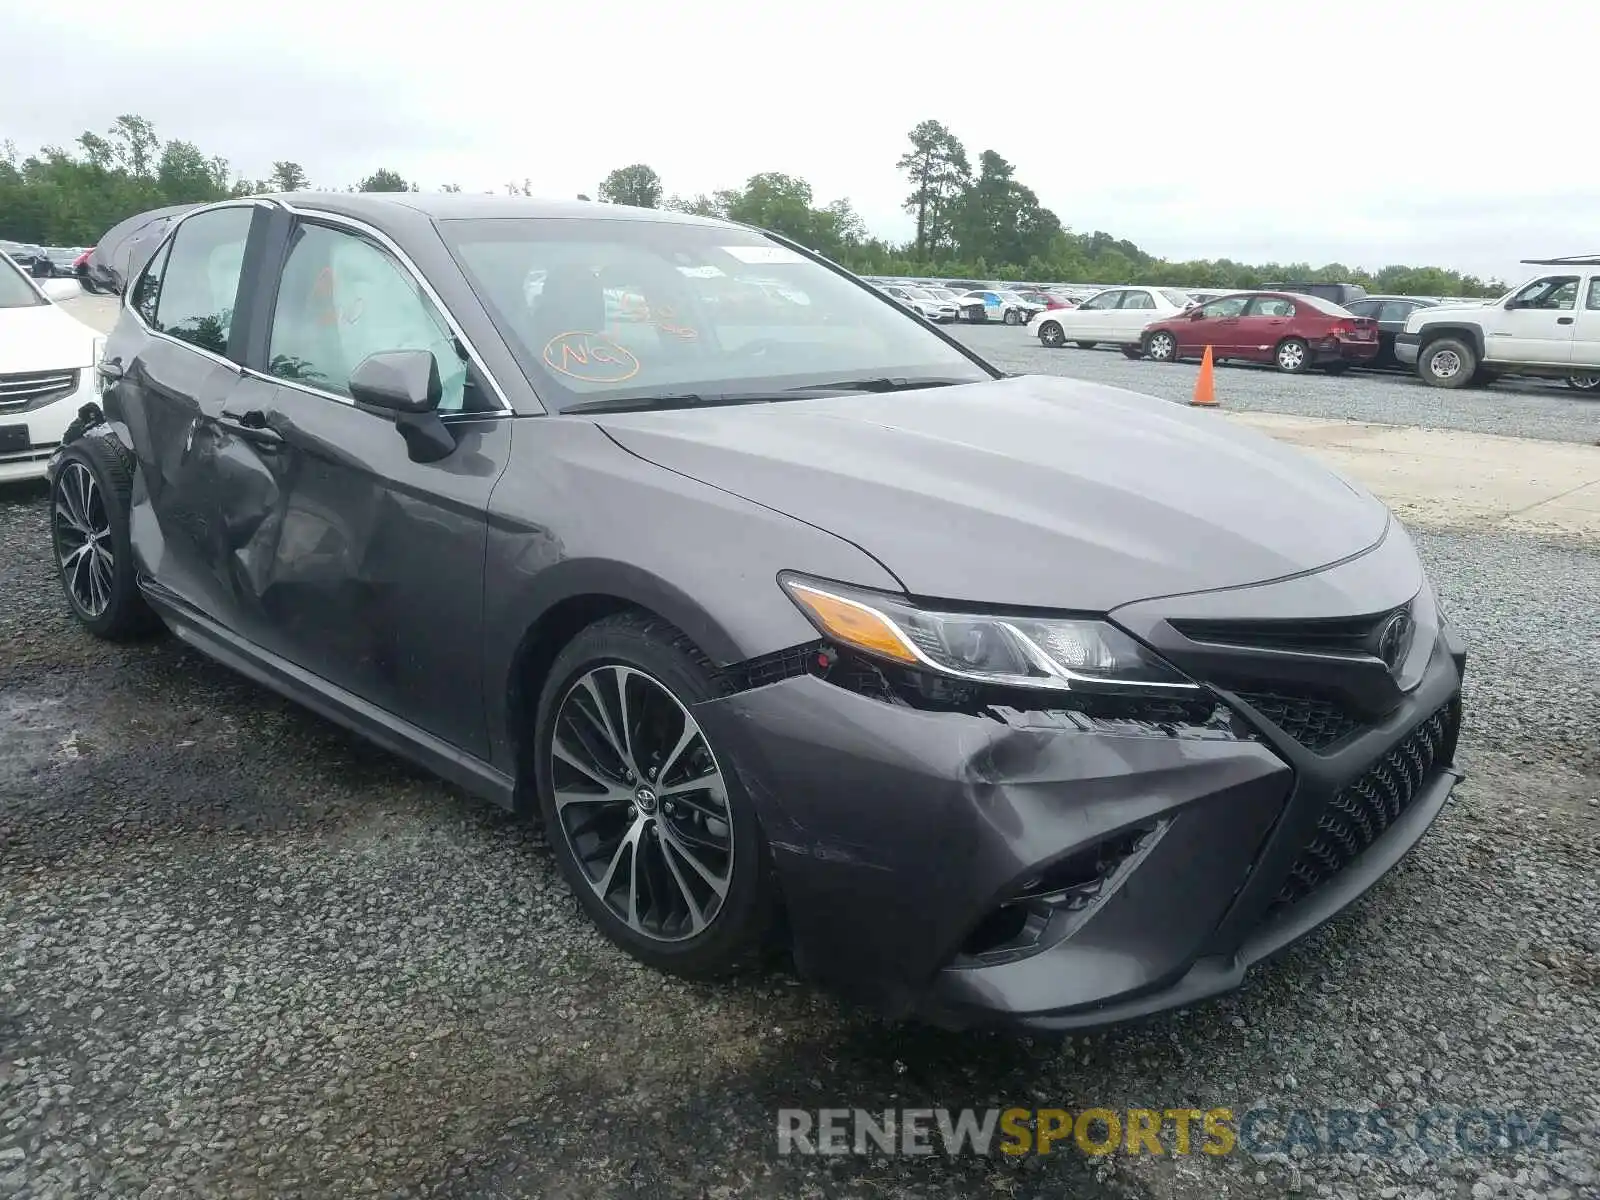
[1237,691,1363,752]
[1271,700,1457,912]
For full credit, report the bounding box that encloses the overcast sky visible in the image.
[5,0,1597,282]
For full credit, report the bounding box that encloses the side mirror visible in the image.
[348,349,456,464]
[349,349,441,412]
[40,277,81,302]
[1189,309,1206,320]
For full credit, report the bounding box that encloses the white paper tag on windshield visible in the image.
[721,245,806,265]
[677,265,725,278]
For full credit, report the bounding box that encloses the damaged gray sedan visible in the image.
[48,194,1467,1031]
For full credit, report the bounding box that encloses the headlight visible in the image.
[779,574,1199,693]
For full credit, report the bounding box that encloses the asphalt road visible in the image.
[949,324,1600,446]
[2,294,1596,1199]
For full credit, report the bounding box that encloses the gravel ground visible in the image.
[949,325,1600,446]
[2,476,1597,1198]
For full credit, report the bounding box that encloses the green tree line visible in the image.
[3,114,1506,297]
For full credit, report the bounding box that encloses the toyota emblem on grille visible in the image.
[1376,610,1413,670]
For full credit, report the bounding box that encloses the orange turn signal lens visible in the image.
[785,583,920,666]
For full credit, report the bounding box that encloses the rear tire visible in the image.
[1145,331,1178,363]
[1038,321,1065,348]
[1075,340,1097,350]
[533,612,781,980]
[49,438,161,641]
[1567,373,1600,391]
[1417,337,1476,389]
[1274,338,1311,373]
[1121,345,1143,360]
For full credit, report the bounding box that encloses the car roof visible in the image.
[260,191,731,229]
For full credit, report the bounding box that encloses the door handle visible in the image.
[218,410,283,444]
[1557,316,1574,325]
[97,357,124,381]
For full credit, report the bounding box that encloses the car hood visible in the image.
[0,304,99,373]
[598,375,1390,611]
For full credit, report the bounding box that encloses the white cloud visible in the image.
[6,0,1598,281]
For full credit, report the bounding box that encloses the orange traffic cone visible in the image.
[1190,345,1218,407]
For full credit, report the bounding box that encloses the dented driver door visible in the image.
[207,216,513,757]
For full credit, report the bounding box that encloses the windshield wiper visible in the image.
[785,377,974,393]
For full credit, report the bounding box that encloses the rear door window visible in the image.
[1247,296,1297,317]
[1078,290,1122,311]
[1118,290,1156,310]
[149,207,254,356]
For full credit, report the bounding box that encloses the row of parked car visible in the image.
[0,240,93,281]
[977,270,1600,393]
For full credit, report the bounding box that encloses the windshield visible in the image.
[441,218,993,409]
[0,255,44,309]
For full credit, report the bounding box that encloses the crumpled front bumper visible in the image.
[691,534,1467,1031]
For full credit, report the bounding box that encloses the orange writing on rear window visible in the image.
[542,331,641,383]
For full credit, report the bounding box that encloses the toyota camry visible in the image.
[47,194,1466,1031]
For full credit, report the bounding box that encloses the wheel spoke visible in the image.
[657,820,729,900]
[575,674,629,767]
[656,715,701,786]
[656,837,708,934]
[88,550,112,611]
[55,499,88,537]
[552,737,622,792]
[594,819,643,905]
[608,666,635,768]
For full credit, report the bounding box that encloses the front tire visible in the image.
[1038,321,1065,348]
[1567,373,1600,391]
[49,439,160,641]
[1417,337,1476,388]
[1275,338,1311,373]
[534,612,780,979]
[1003,308,1021,326]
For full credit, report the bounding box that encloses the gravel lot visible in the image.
[950,325,1600,446]
[2,297,1597,1199]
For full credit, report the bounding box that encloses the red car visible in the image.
[1140,291,1379,374]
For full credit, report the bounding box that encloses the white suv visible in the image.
[1396,255,1600,389]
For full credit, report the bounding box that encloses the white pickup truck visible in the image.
[1396,255,1600,391]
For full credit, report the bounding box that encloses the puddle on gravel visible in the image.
[0,689,110,792]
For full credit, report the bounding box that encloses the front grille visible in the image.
[0,369,79,412]
[1237,691,1364,752]
[1174,607,1405,657]
[1270,699,1458,912]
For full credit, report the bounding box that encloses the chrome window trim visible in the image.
[120,199,268,375]
[274,201,514,413]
